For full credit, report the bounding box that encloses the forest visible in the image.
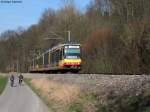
[0,0,149,73]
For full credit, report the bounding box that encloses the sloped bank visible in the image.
[26,75,150,112]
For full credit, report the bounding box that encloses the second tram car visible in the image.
[29,43,81,73]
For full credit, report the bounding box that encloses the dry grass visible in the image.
[31,78,80,105]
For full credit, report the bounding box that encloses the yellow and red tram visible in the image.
[29,43,81,73]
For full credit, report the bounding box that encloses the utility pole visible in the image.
[17,60,19,73]
[127,0,133,22]
[67,30,71,42]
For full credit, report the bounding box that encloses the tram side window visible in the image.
[44,53,49,68]
[50,49,63,66]
[40,57,43,66]
[37,57,43,67]
[50,52,52,65]
[54,51,56,63]
[62,48,64,59]
[55,49,62,62]
[35,59,37,68]
[56,50,59,62]
[34,59,36,67]
[51,52,54,64]
[60,49,62,60]
[30,60,33,69]
[50,52,52,64]
[58,49,62,60]
[37,58,40,66]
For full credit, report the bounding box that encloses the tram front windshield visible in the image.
[64,45,80,59]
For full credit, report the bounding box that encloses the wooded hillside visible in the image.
[0,0,149,73]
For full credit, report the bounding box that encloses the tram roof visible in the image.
[48,43,80,52]
[36,43,81,58]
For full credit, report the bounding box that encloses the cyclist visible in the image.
[10,74,14,87]
[18,74,23,85]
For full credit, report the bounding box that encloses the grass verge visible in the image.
[68,92,98,112]
[0,75,7,95]
[25,78,98,112]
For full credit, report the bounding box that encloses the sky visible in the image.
[0,0,91,33]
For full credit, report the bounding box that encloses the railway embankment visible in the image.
[25,74,150,112]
